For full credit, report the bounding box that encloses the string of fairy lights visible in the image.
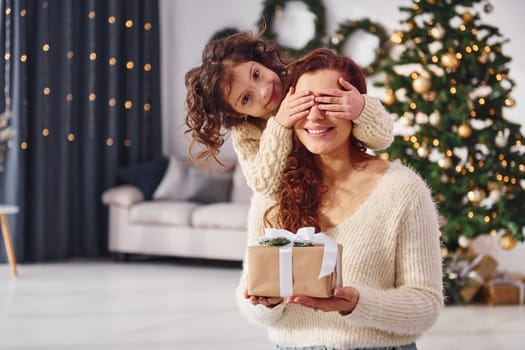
[5,2,155,152]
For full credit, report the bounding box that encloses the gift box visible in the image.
[458,254,498,303]
[247,227,342,298]
[477,273,525,305]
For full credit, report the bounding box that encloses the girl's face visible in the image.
[293,69,353,157]
[224,61,283,118]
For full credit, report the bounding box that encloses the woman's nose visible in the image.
[306,104,324,121]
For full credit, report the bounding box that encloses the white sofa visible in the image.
[101,158,251,261]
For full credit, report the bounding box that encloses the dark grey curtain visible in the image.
[0,0,162,262]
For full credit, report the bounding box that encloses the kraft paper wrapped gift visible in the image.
[477,273,525,305]
[458,254,498,303]
[247,227,342,298]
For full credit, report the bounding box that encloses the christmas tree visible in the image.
[377,0,525,292]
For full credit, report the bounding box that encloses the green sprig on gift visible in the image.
[258,237,314,246]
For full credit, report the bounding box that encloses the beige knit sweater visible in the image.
[231,96,394,196]
[235,161,444,348]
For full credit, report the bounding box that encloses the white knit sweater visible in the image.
[231,96,394,196]
[235,161,444,348]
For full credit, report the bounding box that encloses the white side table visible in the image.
[0,205,19,278]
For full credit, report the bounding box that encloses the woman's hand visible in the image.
[274,87,314,128]
[244,289,283,308]
[315,78,365,120]
[287,286,359,315]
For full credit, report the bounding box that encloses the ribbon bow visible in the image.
[457,254,487,284]
[260,227,341,297]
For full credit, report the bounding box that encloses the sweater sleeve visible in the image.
[352,96,394,151]
[341,176,444,335]
[231,117,292,196]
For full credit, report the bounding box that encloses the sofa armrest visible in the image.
[102,185,144,208]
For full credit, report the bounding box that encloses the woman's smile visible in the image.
[304,126,335,136]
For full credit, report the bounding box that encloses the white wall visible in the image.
[159,0,525,271]
[159,0,263,160]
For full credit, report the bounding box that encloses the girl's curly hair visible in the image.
[264,48,375,232]
[184,32,291,166]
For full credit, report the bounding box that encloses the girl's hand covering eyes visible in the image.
[274,87,314,129]
[315,78,365,121]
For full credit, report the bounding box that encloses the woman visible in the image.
[185,32,393,196]
[236,49,444,350]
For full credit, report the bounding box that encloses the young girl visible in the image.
[185,32,393,195]
[236,48,443,350]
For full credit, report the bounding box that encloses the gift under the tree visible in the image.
[458,254,498,303]
[247,227,342,298]
[477,273,525,305]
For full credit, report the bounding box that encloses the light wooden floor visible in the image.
[1,258,525,350]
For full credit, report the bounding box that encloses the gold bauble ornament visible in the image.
[423,91,437,102]
[417,146,429,158]
[427,0,438,4]
[391,31,404,45]
[438,157,452,169]
[477,51,490,64]
[504,97,516,108]
[462,11,474,23]
[458,123,472,138]
[440,52,459,70]
[499,232,518,250]
[467,188,486,204]
[412,76,431,94]
[384,89,396,106]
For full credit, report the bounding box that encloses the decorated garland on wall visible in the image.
[328,18,390,75]
[210,0,391,76]
[258,0,326,58]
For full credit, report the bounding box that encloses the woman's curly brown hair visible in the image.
[184,32,291,166]
[264,48,375,232]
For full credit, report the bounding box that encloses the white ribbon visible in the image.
[458,254,485,279]
[261,227,340,297]
[454,254,492,286]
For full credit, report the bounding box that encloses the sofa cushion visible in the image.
[231,163,252,203]
[129,201,198,226]
[118,157,169,200]
[192,202,249,230]
[152,157,188,200]
[184,166,233,204]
